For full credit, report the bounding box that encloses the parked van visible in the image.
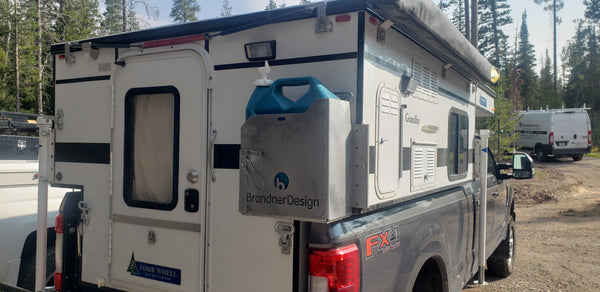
[516,108,592,161]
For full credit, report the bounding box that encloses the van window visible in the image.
[124,86,180,210]
[448,110,468,180]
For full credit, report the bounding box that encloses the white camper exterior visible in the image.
[516,108,592,161]
[39,1,534,292]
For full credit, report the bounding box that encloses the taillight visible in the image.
[54,272,63,291]
[55,214,64,291]
[589,131,592,147]
[309,244,360,292]
[549,132,554,146]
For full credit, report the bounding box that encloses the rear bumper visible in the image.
[550,147,591,156]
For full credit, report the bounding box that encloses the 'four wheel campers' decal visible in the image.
[127,253,181,285]
[365,226,400,259]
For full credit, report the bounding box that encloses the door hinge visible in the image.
[275,222,294,254]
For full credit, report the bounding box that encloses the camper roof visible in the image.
[50,0,496,84]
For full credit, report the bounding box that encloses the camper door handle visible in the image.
[380,138,388,144]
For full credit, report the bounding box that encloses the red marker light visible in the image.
[335,15,351,22]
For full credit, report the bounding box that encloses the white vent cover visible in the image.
[411,141,437,192]
[413,62,439,104]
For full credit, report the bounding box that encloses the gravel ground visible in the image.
[464,156,600,292]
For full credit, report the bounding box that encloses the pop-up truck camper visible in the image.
[17,1,536,291]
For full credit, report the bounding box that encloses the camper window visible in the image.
[448,110,468,180]
[124,86,180,210]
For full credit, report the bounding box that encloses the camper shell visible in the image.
[37,1,533,291]
[516,108,592,161]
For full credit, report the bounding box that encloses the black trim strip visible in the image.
[357,11,365,124]
[214,144,241,169]
[55,143,110,164]
[214,52,357,71]
[55,75,111,84]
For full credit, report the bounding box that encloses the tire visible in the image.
[17,247,55,291]
[572,154,583,161]
[487,217,515,277]
[535,149,546,162]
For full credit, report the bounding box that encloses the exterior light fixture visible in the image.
[244,40,276,61]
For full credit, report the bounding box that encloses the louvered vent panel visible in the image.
[411,143,437,192]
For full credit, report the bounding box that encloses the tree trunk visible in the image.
[491,0,500,66]
[14,0,19,112]
[122,0,127,32]
[59,0,65,42]
[470,0,478,47]
[553,0,557,93]
[464,0,470,40]
[37,0,43,114]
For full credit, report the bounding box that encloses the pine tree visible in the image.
[438,0,466,36]
[57,0,101,42]
[170,0,200,23]
[516,10,538,109]
[537,50,561,108]
[220,0,232,17]
[585,0,600,23]
[534,0,564,93]
[478,0,512,68]
[102,0,123,34]
[265,0,277,10]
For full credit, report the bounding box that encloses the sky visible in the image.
[135,0,587,72]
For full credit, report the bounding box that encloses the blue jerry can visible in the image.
[245,77,338,119]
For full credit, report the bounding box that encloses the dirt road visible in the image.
[464,156,600,292]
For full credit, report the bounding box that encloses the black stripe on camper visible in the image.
[55,75,111,84]
[55,143,110,164]
[214,52,357,71]
[214,144,241,169]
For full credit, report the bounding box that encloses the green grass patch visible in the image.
[585,147,600,158]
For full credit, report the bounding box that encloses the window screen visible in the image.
[448,110,468,180]
[124,86,180,210]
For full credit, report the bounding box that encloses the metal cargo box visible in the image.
[239,98,351,222]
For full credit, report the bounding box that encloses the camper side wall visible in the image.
[358,12,476,210]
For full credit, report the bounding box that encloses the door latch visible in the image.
[275,222,294,254]
[78,201,90,225]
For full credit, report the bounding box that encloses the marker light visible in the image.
[490,67,500,84]
[244,40,276,61]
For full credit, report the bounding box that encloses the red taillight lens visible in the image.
[55,214,64,233]
[549,132,554,146]
[54,272,63,291]
[309,244,360,292]
[588,131,592,147]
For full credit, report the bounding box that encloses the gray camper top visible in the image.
[51,0,497,86]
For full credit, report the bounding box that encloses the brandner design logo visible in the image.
[274,172,289,190]
[246,171,320,210]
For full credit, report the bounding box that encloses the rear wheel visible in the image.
[535,148,546,162]
[17,246,55,291]
[572,154,583,161]
[487,217,515,277]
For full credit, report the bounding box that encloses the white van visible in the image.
[516,108,592,161]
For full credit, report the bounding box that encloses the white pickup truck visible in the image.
[0,159,70,291]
